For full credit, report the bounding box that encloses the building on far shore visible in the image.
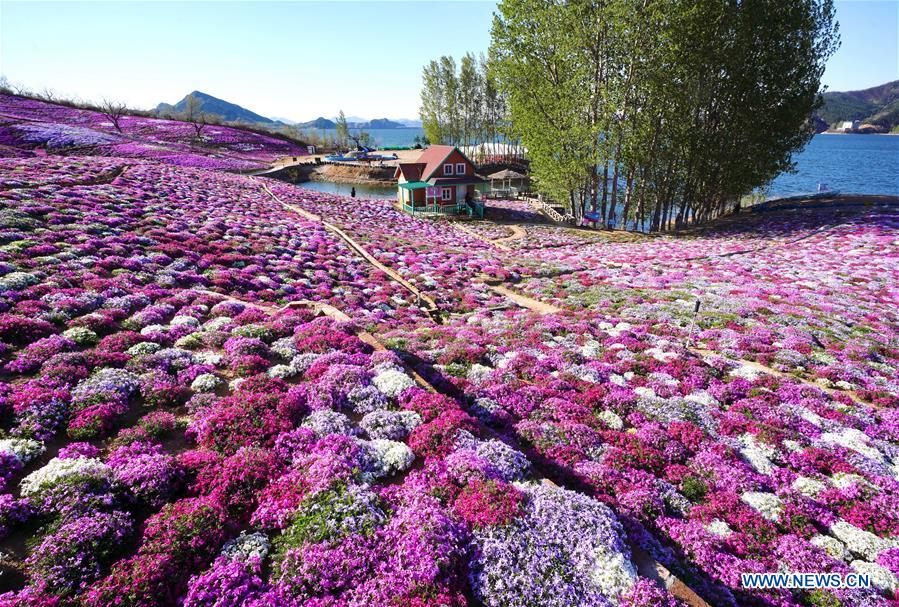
[395,145,485,215]
[839,120,860,132]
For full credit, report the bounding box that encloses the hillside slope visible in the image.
[0,94,306,170]
[819,80,899,131]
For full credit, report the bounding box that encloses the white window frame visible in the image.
[441,187,452,201]
[443,163,454,175]
[455,162,466,175]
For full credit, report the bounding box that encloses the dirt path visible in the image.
[484,283,562,315]
[253,177,440,315]
[690,347,872,407]
[493,224,527,247]
[451,223,512,251]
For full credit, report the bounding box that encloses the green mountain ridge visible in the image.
[818,80,899,132]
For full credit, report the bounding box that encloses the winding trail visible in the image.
[253,177,440,316]
[493,224,527,247]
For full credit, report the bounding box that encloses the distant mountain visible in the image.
[296,117,413,130]
[156,91,276,124]
[396,118,423,128]
[297,117,337,129]
[817,80,899,132]
[355,118,407,129]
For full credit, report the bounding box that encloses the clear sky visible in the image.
[1,0,896,121]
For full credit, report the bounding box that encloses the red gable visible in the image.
[414,145,475,180]
[394,162,426,181]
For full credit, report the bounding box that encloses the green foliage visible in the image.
[490,0,840,230]
[680,476,708,502]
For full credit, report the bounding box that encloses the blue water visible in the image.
[298,180,396,199]
[767,134,898,198]
[306,127,425,147]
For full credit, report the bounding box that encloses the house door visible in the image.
[457,186,466,204]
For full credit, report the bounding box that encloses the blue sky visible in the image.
[1,1,896,121]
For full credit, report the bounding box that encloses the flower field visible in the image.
[0,107,897,607]
[0,95,307,171]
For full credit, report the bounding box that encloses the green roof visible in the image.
[398,181,429,190]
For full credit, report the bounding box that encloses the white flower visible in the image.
[20,457,110,497]
[829,520,893,561]
[203,316,232,331]
[792,476,826,498]
[140,324,168,335]
[597,410,624,430]
[62,326,98,345]
[267,364,297,379]
[368,439,414,477]
[0,438,44,464]
[852,561,899,593]
[467,364,493,383]
[684,391,718,408]
[170,315,200,327]
[0,271,38,291]
[741,491,782,521]
[810,534,850,561]
[221,531,270,562]
[820,429,886,466]
[831,472,872,490]
[190,373,222,392]
[634,387,657,400]
[127,342,161,357]
[372,368,416,398]
[835,380,855,391]
[739,434,777,475]
[706,519,733,537]
[729,363,762,381]
[194,351,223,366]
[580,340,603,359]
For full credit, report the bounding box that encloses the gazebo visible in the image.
[487,169,528,198]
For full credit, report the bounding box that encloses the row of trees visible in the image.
[419,53,525,162]
[487,0,839,231]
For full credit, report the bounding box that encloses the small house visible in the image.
[839,120,860,132]
[395,145,485,215]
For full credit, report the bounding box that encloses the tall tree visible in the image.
[335,110,350,149]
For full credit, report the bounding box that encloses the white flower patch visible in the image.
[466,364,493,384]
[221,531,271,562]
[203,316,232,331]
[190,373,222,392]
[0,271,39,291]
[634,387,657,400]
[706,519,733,537]
[835,380,855,391]
[851,561,899,593]
[741,491,782,521]
[580,340,603,359]
[194,351,223,366]
[589,550,637,600]
[729,363,762,381]
[792,476,827,498]
[0,438,44,464]
[368,439,415,477]
[819,429,886,466]
[20,457,110,497]
[831,472,872,490]
[127,342,161,357]
[597,410,624,430]
[646,347,678,363]
[170,315,200,327]
[267,364,297,379]
[609,374,627,387]
[739,433,778,475]
[271,337,299,360]
[685,391,719,408]
[782,439,804,453]
[62,326,98,345]
[829,520,893,561]
[810,534,850,561]
[140,324,169,336]
[372,367,416,398]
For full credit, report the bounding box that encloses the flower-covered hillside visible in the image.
[0,94,307,171]
[0,141,897,607]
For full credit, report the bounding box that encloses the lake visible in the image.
[298,132,898,201]
[298,180,396,199]
[766,134,898,198]
[306,127,425,148]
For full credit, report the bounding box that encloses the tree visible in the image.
[489,0,839,230]
[182,94,210,139]
[100,99,128,133]
[335,110,350,149]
